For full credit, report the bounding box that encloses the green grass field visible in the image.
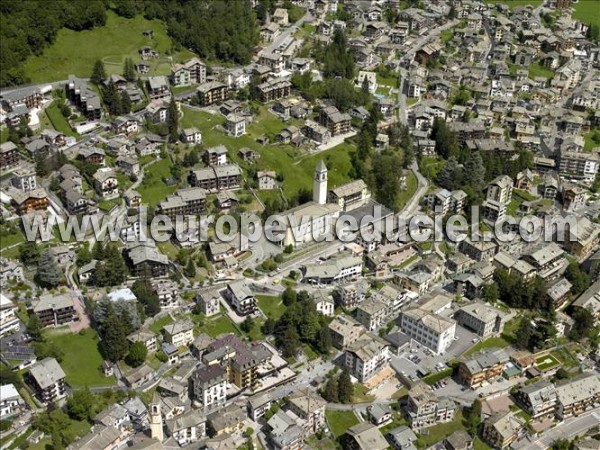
[0,230,25,250]
[417,410,465,448]
[528,63,555,80]
[535,354,561,371]
[149,315,173,334]
[483,0,543,8]
[180,105,354,200]
[325,409,359,438]
[24,11,195,83]
[45,102,78,137]
[137,157,177,207]
[202,314,240,338]
[397,170,418,209]
[256,295,286,320]
[44,328,115,387]
[572,0,600,28]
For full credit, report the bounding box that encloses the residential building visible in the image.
[181,127,202,144]
[190,164,242,191]
[455,303,505,338]
[163,320,194,347]
[355,298,388,332]
[555,374,600,419]
[0,384,25,418]
[32,293,76,327]
[11,167,37,191]
[329,180,371,211]
[224,280,257,315]
[147,76,170,99]
[0,294,20,338]
[343,332,390,382]
[319,106,352,136]
[67,425,125,450]
[388,426,418,450]
[522,243,566,281]
[28,357,66,404]
[559,151,599,182]
[302,255,362,284]
[0,259,24,289]
[248,394,272,421]
[10,188,49,215]
[190,364,228,409]
[399,307,456,354]
[197,288,221,317]
[158,187,207,220]
[425,189,467,215]
[514,380,558,420]
[329,314,367,349]
[405,382,456,431]
[203,334,263,390]
[287,389,327,432]
[267,410,304,450]
[0,142,19,170]
[257,171,277,190]
[125,241,169,277]
[127,330,158,353]
[343,422,389,450]
[166,411,206,447]
[93,169,119,199]
[257,79,291,102]
[481,412,526,449]
[197,81,228,106]
[459,236,498,262]
[224,114,246,137]
[458,349,509,388]
[65,77,102,119]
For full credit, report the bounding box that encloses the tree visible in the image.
[126,341,148,367]
[19,241,40,266]
[322,377,338,402]
[481,283,499,303]
[102,304,129,362]
[431,117,459,159]
[282,286,297,306]
[337,369,353,403]
[261,317,276,335]
[168,99,179,143]
[552,439,572,450]
[76,244,92,267]
[280,326,300,358]
[565,261,590,297]
[464,399,482,435]
[321,30,355,79]
[436,157,464,191]
[184,259,196,278]
[120,91,131,114]
[372,152,404,209]
[464,151,486,193]
[515,318,534,350]
[123,57,136,82]
[130,278,161,317]
[33,341,64,362]
[241,316,255,333]
[66,388,95,421]
[91,59,106,85]
[27,315,44,342]
[317,325,332,354]
[568,307,594,341]
[36,248,63,287]
[0,363,23,389]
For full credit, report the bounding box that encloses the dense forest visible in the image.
[0,0,259,87]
